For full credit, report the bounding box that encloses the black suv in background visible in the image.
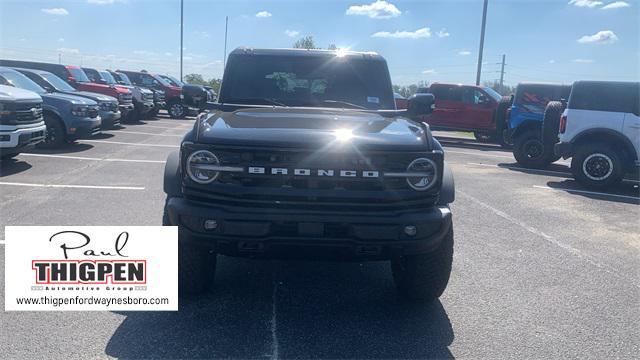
[163,48,454,302]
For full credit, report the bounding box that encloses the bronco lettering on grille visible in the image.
[247,166,380,178]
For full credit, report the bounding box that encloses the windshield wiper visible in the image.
[320,100,366,109]
[226,98,287,107]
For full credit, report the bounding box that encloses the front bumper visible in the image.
[0,122,47,152]
[68,116,101,139]
[138,100,155,114]
[554,141,572,159]
[118,103,135,116]
[98,110,121,128]
[165,197,453,260]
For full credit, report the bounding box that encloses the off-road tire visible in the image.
[494,96,512,146]
[168,101,186,119]
[542,101,564,152]
[513,129,556,168]
[391,226,453,302]
[40,114,65,148]
[571,142,624,189]
[163,204,216,295]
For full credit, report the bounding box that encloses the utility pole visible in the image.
[475,0,488,85]
[180,0,184,81]
[223,16,228,70]
[499,54,506,92]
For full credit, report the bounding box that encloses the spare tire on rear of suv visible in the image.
[542,101,565,162]
[494,95,512,147]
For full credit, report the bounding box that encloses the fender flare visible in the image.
[438,161,455,205]
[511,120,541,139]
[163,151,182,197]
[572,128,638,161]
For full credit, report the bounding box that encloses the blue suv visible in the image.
[503,83,571,168]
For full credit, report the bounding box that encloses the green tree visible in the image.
[293,36,316,49]
[184,73,207,86]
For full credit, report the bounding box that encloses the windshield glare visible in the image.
[114,72,132,85]
[0,70,46,94]
[99,71,117,85]
[163,75,184,87]
[482,87,503,102]
[220,55,395,110]
[41,72,76,91]
[67,67,91,82]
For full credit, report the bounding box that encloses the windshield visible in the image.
[0,70,46,94]
[482,87,503,102]
[100,71,117,85]
[114,72,132,85]
[220,54,395,110]
[162,75,184,87]
[67,67,91,83]
[152,74,171,87]
[41,72,76,91]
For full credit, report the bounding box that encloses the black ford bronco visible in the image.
[163,48,455,302]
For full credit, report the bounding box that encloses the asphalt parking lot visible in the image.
[1,113,638,359]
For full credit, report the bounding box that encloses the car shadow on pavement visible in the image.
[497,162,573,179]
[436,136,512,153]
[105,258,454,359]
[0,159,32,177]
[546,180,640,205]
[23,143,94,155]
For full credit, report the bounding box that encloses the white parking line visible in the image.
[467,162,572,177]
[20,153,166,163]
[151,120,194,125]
[125,124,188,130]
[533,185,640,201]
[0,181,145,190]
[0,239,5,245]
[445,149,514,159]
[106,130,183,137]
[81,140,179,148]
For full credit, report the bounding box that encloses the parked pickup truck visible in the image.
[420,83,510,145]
[109,70,166,119]
[88,68,155,122]
[163,48,454,302]
[0,67,101,148]
[0,60,134,118]
[15,68,121,129]
[117,69,190,119]
[0,84,46,160]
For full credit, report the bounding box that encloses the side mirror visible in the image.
[407,93,435,116]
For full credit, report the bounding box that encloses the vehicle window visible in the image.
[569,82,639,114]
[462,88,489,105]
[141,74,158,87]
[220,54,395,110]
[67,67,91,82]
[430,86,450,101]
[100,71,117,85]
[21,72,49,89]
[482,87,503,102]
[0,70,46,94]
[40,72,76,91]
[115,72,133,86]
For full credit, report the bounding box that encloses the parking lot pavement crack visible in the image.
[457,190,639,288]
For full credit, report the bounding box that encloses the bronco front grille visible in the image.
[183,147,441,211]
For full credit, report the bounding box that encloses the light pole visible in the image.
[476,0,488,85]
[180,0,184,81]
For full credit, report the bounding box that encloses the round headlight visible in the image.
[405,158,438,191]
[187,150,220,184]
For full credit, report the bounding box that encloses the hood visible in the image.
[58,90,116,103]
[0,85,42,102]
[197,107,428,150]
[42,92,98,105]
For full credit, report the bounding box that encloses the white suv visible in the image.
[555,81,639,188]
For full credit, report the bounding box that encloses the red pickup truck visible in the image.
[418,83,511,144]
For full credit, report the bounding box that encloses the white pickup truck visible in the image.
[0,84,47,160]
[555,81,640,188]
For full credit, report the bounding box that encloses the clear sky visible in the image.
[1,0,638,86]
